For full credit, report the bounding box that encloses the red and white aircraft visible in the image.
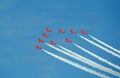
[38,39,44,43]
[70,30,77,34]
[46,28,52,32]
[50,41,56,45]
[58,29,65,33]
[36,45,42,49]
[42,33,49,37]
[81,30,88,34]
[65,38,72,43]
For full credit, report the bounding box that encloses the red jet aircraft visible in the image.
[42,33,49,37]
[58,29,65,33]
[70,30,77,34]
[46,28,52,32]
[36,46,42,49]
[38,39,44,43]
[65,38,72,43]
[81,30,88,34]
[50,41,56,45]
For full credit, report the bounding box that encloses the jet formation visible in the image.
[36,28,120,78]
[36,28,87,49]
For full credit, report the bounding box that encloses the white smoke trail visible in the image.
[78,35,120,59]
[88,35,120,54]
[45,43,120,77]
[57,44,120,77]
[72,42,120,70]
[42,49,110,78]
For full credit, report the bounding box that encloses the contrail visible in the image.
[42,49,110,78]
[88,34,120,54]
[77,34,120,59]
[57,44,120,77]
[72,42,120,70]
[45,43,120,77]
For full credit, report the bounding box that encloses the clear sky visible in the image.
[0,0,120,78]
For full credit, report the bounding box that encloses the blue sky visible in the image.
[0,0,120,78]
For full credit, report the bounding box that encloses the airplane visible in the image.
[58,29,65,33]
[46,28,52,32]
[70,30,77,34]
[81,30,88,34]
[36,45,42,49]
[42,33,49,37]
[65,38,72,43]
[38,39,44,43]
[50,41,56,45]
